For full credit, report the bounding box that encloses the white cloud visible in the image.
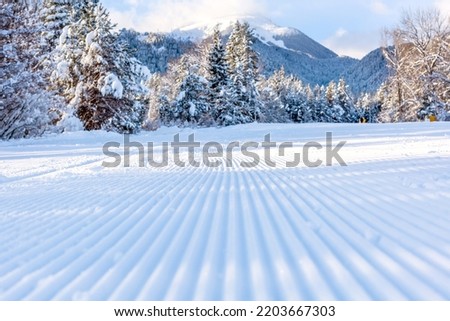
[322,28,381,59]
[124,0,141,5]
[109,0,268,33]
[435,0,450,15]
[109,9,143,31]
[370,0,390,15]
[335,27,348,38]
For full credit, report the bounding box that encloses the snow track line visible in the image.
[272,169,448,299]
[244,169,337,300]
[105,169,215,300]
[52,169,207,300]
[0,171,192,299]
[192,172,229,300]
[237,170,291,300]
[0,157,105,184]
[266,170,424,299]
[161,173,224,300]
[326,175,450,288]
[251,169,382,300]
[135,171,222,300]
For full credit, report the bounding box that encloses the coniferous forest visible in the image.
[1,0,449,140]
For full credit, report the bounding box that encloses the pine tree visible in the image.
[224,21,249,125]
[225,21,261,124]
[174,57,210,125]
[50,0,149,133]
[206,28,230,124]
[302,85,315,123]
[336,78,358,122]
[324,81,342,122]
[311,85,326,122]
[257,68,290,122]
[356,92,381,123]
[235,22,261,122]
[150,72,174,127]
[40,0,72,51]
[282,75,299,121]
[225,21,242,74]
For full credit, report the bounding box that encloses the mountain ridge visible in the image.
[171,15,338,60]
[119,15,389,94]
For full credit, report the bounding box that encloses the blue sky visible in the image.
[102,0,449,58]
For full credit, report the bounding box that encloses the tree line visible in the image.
[144,22,379,129]
[1,1,449,140]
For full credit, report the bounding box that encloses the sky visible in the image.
[103,0,450,59]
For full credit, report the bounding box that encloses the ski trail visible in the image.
[235,170,283,300]
[250,169,379,300]
[83,170,206,300]
[222,171,251,300]
[135,171,220,300]
[267,171,410,300]
[192,172,229,300]
[1,123,450,300]
[106,168,212,300]
[243,169,332,300]
[161,172,225,300]
[274,168,449,299]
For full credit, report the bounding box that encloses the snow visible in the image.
[177,90,186,101]
[1,123,450,300]
[54,61,70,80]
[69,82,84,106]
[189,102,196,116]
[100,73,124,99]
[171,15,298,50]
[85,30,97,48]
[58,108,84,132]
[59,26,69,46]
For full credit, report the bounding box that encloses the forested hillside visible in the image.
[1,1,449,140]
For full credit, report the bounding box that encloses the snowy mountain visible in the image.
[343,48,390,94]
[120,16,389,93]
[170,15,389,92]
[171,15,337,59]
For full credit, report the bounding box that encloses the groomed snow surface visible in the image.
[1,123,450,300]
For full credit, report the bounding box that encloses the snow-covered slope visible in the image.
[1,123,450,300]
[343,48,390,94]
[171,15,337,59]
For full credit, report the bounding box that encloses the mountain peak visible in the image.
[170,15,337,59]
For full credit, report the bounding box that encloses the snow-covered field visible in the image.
[1,123,450,300]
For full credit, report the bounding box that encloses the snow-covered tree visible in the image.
[238,22,261,122]
[323,81,342,122]
[283,77,306,122]
[258,69,290,122]
[206,28,231,124]
[144,74,163,130]
[311,85,328,122]
[40,0,72,50]
[336,78,358,122]
[381,9,450,121]
[1,1,62,140]
[172,56,210,126]
[51,0,149,133]
[356,92,381,123]
[302,85,315,122]
[225,21,261,124]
